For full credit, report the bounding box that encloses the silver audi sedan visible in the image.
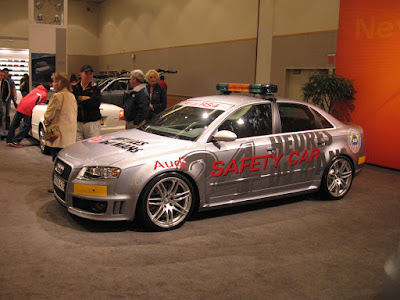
[52,84,366,231]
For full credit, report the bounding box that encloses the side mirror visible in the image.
[213,130,237,142]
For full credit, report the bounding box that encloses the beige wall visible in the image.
[270,0,340,97]
[273,0,339,36]
[0,0,29,49]
[97,39,257,97]
[68,0,100,55]
[98,0,258,55]
[0,0,341,97]
[271,31,338,97]
[70,0,260,96]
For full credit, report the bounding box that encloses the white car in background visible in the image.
[31,100,125,154]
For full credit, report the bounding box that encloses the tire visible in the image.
[39,124,51,155]
[320,156,354,200]
[137,172,195,231]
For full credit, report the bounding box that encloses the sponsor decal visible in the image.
[181,100,233,111]
[348,130,361,153]
[181,101,220,108]
[87,136,112,143]
[211,148,320,177]
[99,137,148,153]
[154,157,187,170]
[205,130,347,179]
[181,131,348,202]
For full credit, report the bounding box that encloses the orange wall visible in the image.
[336,0,400,170]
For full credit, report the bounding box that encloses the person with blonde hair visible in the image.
[44,72,77,161]
[145,69,167,120]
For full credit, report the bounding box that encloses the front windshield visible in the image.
[140,105,224,141]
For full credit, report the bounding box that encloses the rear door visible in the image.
[274,102,333,192]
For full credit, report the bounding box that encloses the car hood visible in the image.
[59,129,196,168]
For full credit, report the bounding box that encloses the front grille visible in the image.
[53,158,72,201]
[54,158,72,180]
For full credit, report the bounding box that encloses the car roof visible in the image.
[185,94,329,111]
[186,94,273,107]
[182,94,341,125]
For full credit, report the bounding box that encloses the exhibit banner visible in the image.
[336,0,400,170]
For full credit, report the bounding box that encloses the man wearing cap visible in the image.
[72,64,102,141]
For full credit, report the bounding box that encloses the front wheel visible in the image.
[320,156,354,200]
[39,124,51,155]
[137,173,195,231]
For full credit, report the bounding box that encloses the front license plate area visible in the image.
[74,184,107,196]
[54,175,65,192]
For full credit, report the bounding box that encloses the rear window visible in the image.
[278,103,333,133]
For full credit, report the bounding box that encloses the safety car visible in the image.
[51,83,366,231]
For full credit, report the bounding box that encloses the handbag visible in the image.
[44,124,60,142]
[44,93,64,142]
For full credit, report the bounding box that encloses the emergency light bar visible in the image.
[216,83,278,95]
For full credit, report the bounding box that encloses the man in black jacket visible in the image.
[0,69,11,139]
[72,65,102,141]
[124,69,149,129]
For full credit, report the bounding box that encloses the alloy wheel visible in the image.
[326,157,353,198]
[146,176,193,229]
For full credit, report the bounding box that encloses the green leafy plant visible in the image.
[301,73,356,121]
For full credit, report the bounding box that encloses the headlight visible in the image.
[77,167,121,180]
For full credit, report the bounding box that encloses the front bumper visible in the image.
[53,158,138,221]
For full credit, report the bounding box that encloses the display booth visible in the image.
[336,0,400,170]
[0,48,29,102]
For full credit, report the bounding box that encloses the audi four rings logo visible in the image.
[55,163,64,175]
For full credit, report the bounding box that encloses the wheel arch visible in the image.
[135,170,201,215]
[319,153,355,200]
[38,122,51,155]
[330,153,355,172]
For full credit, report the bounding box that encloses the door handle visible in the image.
[266,147,276,154]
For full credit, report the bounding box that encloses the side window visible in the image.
[119,79,129,91]
[218,104,272,138]
[311,108,334,129]
[107,80,128,91]
[278,103,328,133]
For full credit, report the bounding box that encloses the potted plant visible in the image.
[301,73,356,122]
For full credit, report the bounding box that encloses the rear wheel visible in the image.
[39,124,51,155]
[137,173,195,231]
[320,156,354,200]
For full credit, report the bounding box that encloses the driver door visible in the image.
[205,103,278,206]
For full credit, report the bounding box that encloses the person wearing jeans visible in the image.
[6,84,50,147]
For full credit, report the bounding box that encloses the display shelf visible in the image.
[0,58,29,89]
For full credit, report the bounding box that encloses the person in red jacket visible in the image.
[6,84,50,147]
